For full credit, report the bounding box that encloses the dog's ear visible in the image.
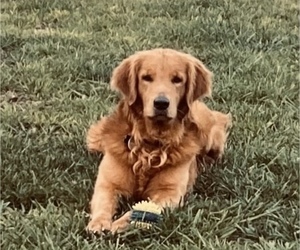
[186,56,212,108]
[111,55,140,105]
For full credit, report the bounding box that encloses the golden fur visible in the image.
[86,48,231,233]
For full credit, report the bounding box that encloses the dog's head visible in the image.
[111,48,212,122]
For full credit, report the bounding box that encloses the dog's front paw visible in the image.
[111,211,132,234]
[86,217,112,234]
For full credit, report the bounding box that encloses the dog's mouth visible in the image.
[148,110,173,122]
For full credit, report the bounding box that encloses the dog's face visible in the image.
[111,49,212,122]
[137,52,187,121]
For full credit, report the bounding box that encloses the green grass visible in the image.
[1,0,298,249]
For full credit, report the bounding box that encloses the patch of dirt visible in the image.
[0,91,42,109]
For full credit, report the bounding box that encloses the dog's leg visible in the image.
[143,161,191,208]
[87,155,118,232]
[205,112,232,162]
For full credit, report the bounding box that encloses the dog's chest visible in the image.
[124,135,161,153]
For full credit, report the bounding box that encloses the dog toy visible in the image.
[130,200,162,229]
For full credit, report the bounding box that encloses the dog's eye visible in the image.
[142,74,153,82]
[171,76,182,84]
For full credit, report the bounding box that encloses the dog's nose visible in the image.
[153,96,170,110]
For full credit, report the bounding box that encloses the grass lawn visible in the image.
[1,0,298,249]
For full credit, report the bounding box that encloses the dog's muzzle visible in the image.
[153,96,170,119]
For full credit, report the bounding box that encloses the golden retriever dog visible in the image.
[86,48,231,233]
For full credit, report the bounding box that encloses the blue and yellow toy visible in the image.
[130,200,162,229]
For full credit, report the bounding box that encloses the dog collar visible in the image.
[124,135,134,150]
